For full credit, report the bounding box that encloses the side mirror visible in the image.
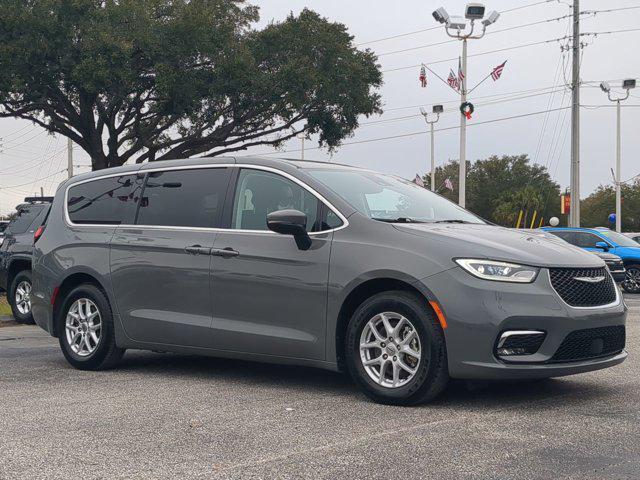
[595,241,609,251]
[267,209,311,250]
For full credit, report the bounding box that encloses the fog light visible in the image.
[496,330,546,357]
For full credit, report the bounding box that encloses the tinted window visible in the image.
[574,232,605,248]
[549,231,576,244]
[7,204,46,234]
[68,174,143,225]
[232,169,319,232]
[137,168,229,228]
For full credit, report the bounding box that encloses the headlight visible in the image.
[455,259,539,283]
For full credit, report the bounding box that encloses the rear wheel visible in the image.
[621,265,640,294]
[10,271,34,324]
[345,291,449,405]
[57,284,125,370]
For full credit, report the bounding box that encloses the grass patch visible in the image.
[0,294,13,317]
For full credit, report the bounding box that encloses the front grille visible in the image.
[549,267,617,307]
[549,326,625,363]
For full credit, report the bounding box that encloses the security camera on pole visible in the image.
[432,3,499,208]
[600,79,636,233]
[420,105,443,191]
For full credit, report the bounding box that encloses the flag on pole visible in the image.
[447,69,459,91]
[444,178,454,191]
[419,65,427,88]
[457,57,465,87]
[491,60,507,81]
[414,174,425,187]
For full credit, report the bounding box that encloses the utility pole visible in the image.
[40,186,44,198]
[67,137,74,178]
[297,134,305,161]
[420,105,443,191]
[569,0,580,227]
[601,79,636,232]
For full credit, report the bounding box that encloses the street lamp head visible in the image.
[481,10,500,26]
[465,3,486,20]
[432,105,444,114]
[432,7,450,24]
[600,81,611,93]
[622,79,637,90]
[447,16,468,30]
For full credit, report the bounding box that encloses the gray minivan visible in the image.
[31,157,627,405]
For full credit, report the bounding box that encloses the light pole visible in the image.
[600,79,636,232]
[420,105,443,191]
[432,4,499,207]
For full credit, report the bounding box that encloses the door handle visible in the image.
[211,247,239,258]
[185,245,211,255]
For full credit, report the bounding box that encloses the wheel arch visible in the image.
[52,272,108,337]
[332,273,438,371]
[7,256,32,292]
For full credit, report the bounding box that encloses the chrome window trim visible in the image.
[63,163,349,235]
[546,269,621,310]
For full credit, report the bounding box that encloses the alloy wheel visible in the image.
[65,298,102,357]
[14,280,32,315]
[359,312,422,388]
[622,268,640,294]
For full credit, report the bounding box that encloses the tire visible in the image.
[345,291,449,406]
[9,270,34,324]
[621,265,640,294]
[57,284,125,370]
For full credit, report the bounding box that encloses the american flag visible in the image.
[458,57,465,86]
[414,174,425,187]
[447,69,459,90]
[491,60,507,81]
[444,178,454,191]
[419,65,427,88]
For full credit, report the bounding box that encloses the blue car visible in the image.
[542,227,640,293]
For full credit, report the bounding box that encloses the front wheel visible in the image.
[345,291,449,405]
[57,284,125,370]
[621,265,640,294]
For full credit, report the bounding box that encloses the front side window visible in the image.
[307,169,485,224]
[67,174,143,225]
[574,232,605,248]
[231,169,319,232]
[137,168,229,228]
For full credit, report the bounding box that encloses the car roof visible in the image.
[64,156,361,187]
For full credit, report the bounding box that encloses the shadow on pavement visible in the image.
[112,350,618,408]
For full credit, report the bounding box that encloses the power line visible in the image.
[243,106,571,157]
[2,168,67,189]
[356,0,557,46]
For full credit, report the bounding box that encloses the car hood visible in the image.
[394,223,604,268]
[610,246,640,259]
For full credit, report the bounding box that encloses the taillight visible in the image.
[34,225,45,243]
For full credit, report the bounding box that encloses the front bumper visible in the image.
[422,267,627,380]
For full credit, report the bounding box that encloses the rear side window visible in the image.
[136,168,230,228]
[7,204,46,234]
[549,231,576,244]
[67,174,144,225]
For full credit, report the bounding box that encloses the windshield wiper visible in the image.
[433,219,474,224]
[372,217,426,224]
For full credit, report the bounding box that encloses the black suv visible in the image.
[0,197,52,323]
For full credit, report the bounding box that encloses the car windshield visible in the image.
[307,169,485,224]
[598,230,640,247]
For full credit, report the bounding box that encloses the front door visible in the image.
[110,166,231,347]
[210,168,336,360]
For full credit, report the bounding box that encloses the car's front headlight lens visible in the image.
[455,259,539,283]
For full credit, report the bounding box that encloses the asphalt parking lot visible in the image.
[1,296,639,480]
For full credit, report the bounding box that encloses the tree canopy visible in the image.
[0,0,382,169]
[424,155,561,227]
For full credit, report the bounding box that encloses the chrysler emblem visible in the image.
[574,276,605,283]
